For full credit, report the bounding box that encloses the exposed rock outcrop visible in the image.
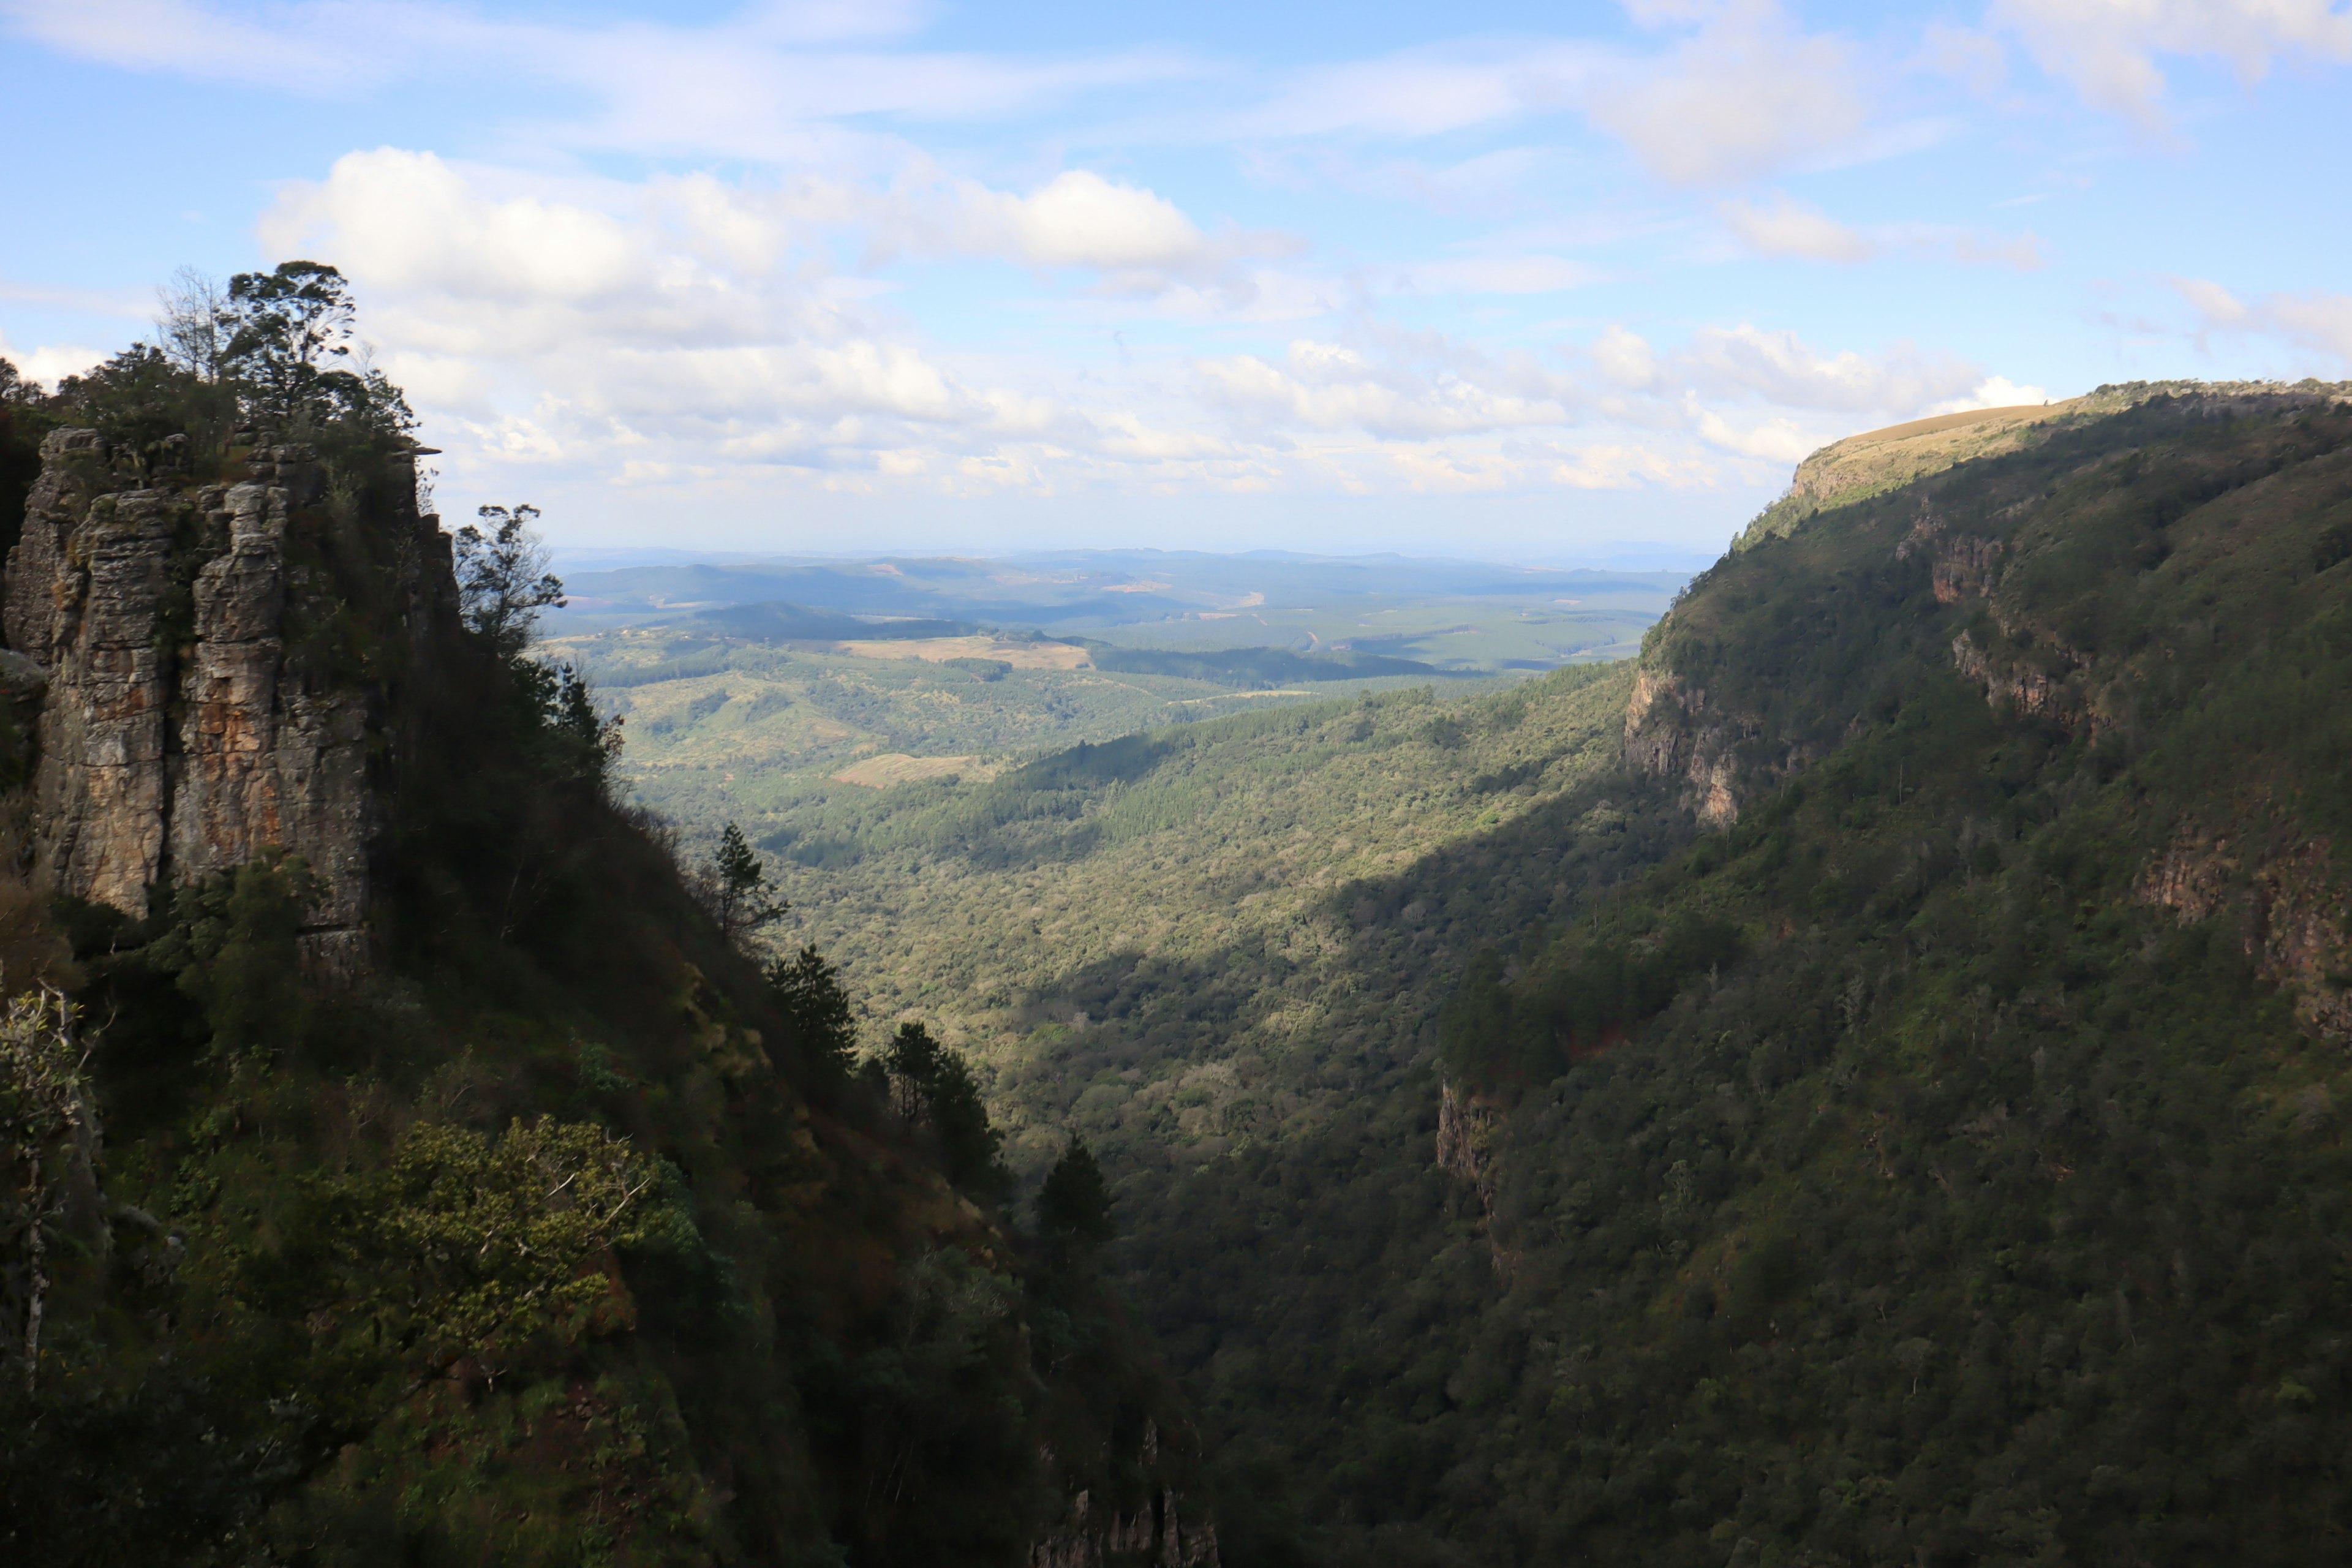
[2138,824,2352,1038]
[1622,667,1744,827]
[1948,629,2090,731]
[3,427,447,966]
[1436,1077,1496,1199]
[1030,1420,1221,1568]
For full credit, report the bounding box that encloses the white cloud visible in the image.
[0,5,2077,533]
[0,0,1193,157]
[1238,40,1612,138]
[2262,293,2352,362]
[1235,4,1887,187]
[1588,0,1873,184]
[1991,0,2352,126]
[259,149,1036,478]
[869,168,1301,300]
[1719,192,2045,269]
[1718,192,1873,262]
[1196,336,1576,440]
[989,172,1204,270]
[0,329,108,389]
[1690,407,1815,461]
[1191,314,2014,478]
[1915,21,2008,92]
[2168,274,2253,326]
[1665,323,1985,413]
[1930,375,2054,412]
[2170,275,2352,363]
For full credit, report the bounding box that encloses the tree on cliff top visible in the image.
[222,260,410,439]
[454,503,565,659]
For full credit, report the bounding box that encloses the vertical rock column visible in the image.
[3,432,387,965]
[169,475,374,973]
[168,481,286,880]
[33,488,181,916]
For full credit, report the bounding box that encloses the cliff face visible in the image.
[4,426,447,963]
[1621,667,1744,827]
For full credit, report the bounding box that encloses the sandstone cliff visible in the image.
[3,426,451,965]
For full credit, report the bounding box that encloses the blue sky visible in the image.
[2,0,2348,560]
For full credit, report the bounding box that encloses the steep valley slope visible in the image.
[0,333,1216,1567]
[768,384,2352,1566]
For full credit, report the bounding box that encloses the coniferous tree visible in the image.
[766,944,856,1079]
[883,1019,945,1126]
[710,823,786,943]
[883,1022,1009,1201]
[1035,1136,1114,1257]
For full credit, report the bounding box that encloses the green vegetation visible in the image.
[546,624,1485,842]
[551,552,1680,676]
[17,272,2350,1564]
[1084,641,1444,684]
[695,600,981,641]
[0,301,1206,1565]
[736,387,2352,1564]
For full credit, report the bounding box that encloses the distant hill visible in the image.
[692,598,982,641]
[550,552,1682,674]
[1084,641,1446,685]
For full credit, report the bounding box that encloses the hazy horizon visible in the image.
[3,0,2346,559]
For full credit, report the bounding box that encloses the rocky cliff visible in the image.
[3,426,450,966]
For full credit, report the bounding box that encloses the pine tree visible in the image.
[883,1022,1009,1201]
[766,944,856,1079]
[1035,1136,1114,1253]
[710,823,786,943]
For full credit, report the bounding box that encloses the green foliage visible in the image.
[1087,643,1441,685]
[149,850,325,1063]
[710,820,788,941]
[0,989,94,1395]
[0,300,1197,1566]
[511,655,625,789]
[742,390,2352,1564]
[1439,910,1744,1087]
[223,260,412,444]
[885,1022,1012,1202]
[1035,1136,1114,1253]
[49,344,235,478]
[767,943,857,1079]
[0,359,50,560]
[337,1117,655,1375]
[0,1365,306,1567]
[453,502,565,659]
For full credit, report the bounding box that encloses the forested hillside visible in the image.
[764,385,2352,1566]
[0,273,1215,1567]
